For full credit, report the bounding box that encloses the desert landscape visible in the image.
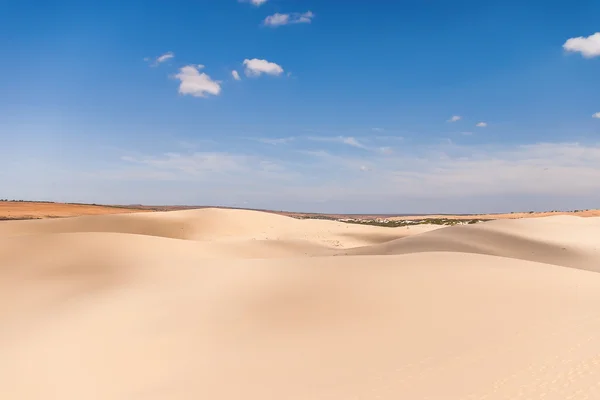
[6,0,600,397]
[1,203,600,399]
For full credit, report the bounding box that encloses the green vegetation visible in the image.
[0,216,43,221]
[342,218,489,227]
[296,215,336,221]
[296,215,489,227]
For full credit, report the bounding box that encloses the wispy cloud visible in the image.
[339,137,366,149]
[121,152,270,177]
[476,122,488,128]
[372,135,404,142]
[174,65,221,98]
[563,32,600,58]
[145,51,174,67]
[308,136,368,149]
[239,0,268,6]
[157,52,174,63]
[175,139,217,150]
[117,151,299,190]
[297,149,373,172]
[256,137,295,145]
[593,112,600,119]
[243,58,284,77]
[87,140,600,211]
[263,11,314,27]
[371,127,384,132]
[448,115,461,122]
[232,70,241,81]
[296,141,600,198]
[307,135,406,153]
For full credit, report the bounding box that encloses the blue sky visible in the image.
[1,0,600,213]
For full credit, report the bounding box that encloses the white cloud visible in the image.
[156,52,174,63]
[118,151,295,187]
[340,137,365,148]
[563,32,600,58]
[243,58,284,77]
[307,136,404,153]
[298,142,600,199]
[264,13,289,26]
[309,136,368,149]
[122,152,257,176]
[264,11,314,27]
[119,142,600,197]
[174,65,221,98]
[232,70,241,81]
[146,51,174,67]
[239,0,268,6]
[296,11,314,23]
[593,112,600,119]
[68,139,600,212]
[448,115,461,122]
[256,137,295,145]
[476,122,487,128]
[372,128,384,132]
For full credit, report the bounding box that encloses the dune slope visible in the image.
[1,209,600,399]
[344,215,600,272]
[0,207,440,248]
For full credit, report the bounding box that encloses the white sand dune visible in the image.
[0,208,440,247]
[344,215,600,272]
[1,209,600,399]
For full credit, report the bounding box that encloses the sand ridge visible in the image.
[1,208,600,399]
[0,208,441,247]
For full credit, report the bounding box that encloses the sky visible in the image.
[1,0,600,213]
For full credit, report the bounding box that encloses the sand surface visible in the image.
[0,201,149,220]
[1,208,600,399]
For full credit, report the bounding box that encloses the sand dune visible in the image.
[345,215,600,272]
[2,208,600,399]
[0,208,440,247]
